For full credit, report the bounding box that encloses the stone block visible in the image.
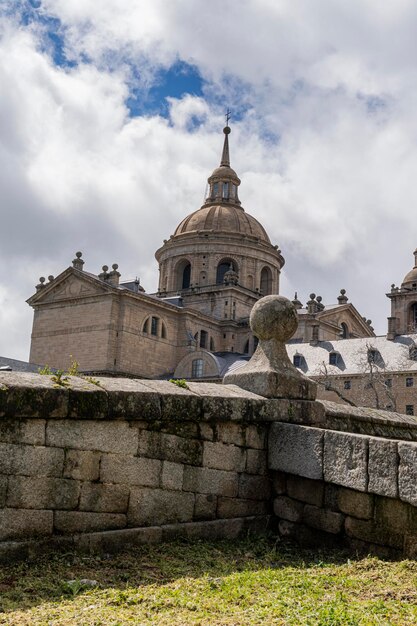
[324,484,340,511]
[54,511,126,534]
[183,466,238,497]
[246,449,267,475]
[272,472,286,495]
[194,494,217,520]
[238,474,271,500]
[100,454,161,487]
[203,442,245,472]
[94,377,161,419]
[246,425,267,449]
[216,423,245,446]
[76,526,163,553]
[160,422,199,439]
[161,461,184,491]
[218,497,267,518]
[63,450,100,481]
[286,476,324,507]
[0,509,53,541]
[273,496,303,522]
[79,483,129,513]
[7,476,80,510]
[374,497,409,533]
[128,487,195,526]
[138,431,203,465]
[67,383,108,419]
[0,443,64,477]
[0,419,45,445]
[345,516,403,549]
[324,431,368,491]
[0,373,68,419]
[46,420,139,454]
[0,476,7,507]
[338,488,373,520]
[398,442,417,506]
[198,423,214,441]
[268,423,323,480]
[368,438,398,498]
[303,505,343,534]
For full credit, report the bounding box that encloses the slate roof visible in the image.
[0,357,43,373]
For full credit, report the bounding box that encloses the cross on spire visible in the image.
[225,108,231,125]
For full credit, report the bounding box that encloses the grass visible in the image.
[1,536,417,625]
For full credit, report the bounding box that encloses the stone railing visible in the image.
[1,295,417,561]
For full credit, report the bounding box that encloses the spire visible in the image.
[220,125,231,167]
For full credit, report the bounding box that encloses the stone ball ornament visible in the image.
[223,294,317,401]
[250,295,298,343]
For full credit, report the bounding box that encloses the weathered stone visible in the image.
[223,295,317,400]
[46,420,139,454]
[183,466,238,497]
[76,526,163,553]
[100,454,161,487]
[324,484,340,511]
[246,425,267,449]
[246,449,267,475]
[0,509,53,541]
[194,494,217,520]
[303,505,343,534]
[398,442,417,506]
[374,497,409,533]
[216,423,245,446]
[63,450,100,481]
[67,379,108,419]
[7,476,79,510]
[0,443,64,477]
[238,474,271,500]
[161,461,184,491]
[0,476,7,507]
[198,423,214,441]
[278,519,297,538]
[93,377,161,419]
[128,488,195,526]
[272,472,286,495]
[138,431,203,465]
[0,373,68,418]
[286,476,324,507]
[79,483,129,513]
[368,438,398,497]
[0,419,45,445]
[203,441,245,472]
[345,516,403,549]
[338,488,374,520]
[54,511,126,534]
[324,431,368,491]
[218,497,267,518]
[404,534,417,559]
[268,423,323,480]
[273,496,303,522]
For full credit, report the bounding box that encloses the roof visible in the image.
[286,334,417,376]
[211,352,250,377]
[0,357,44,373]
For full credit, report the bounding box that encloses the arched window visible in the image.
[210,337,215,351]
[410,303,417,332]
[244,339,250,354]
[200,330,208,349]
[191,359,204,378]
[176,259,191,290]
[340,322,349,339]
[161,323,167,339]
[260,267,273,295]
[182,263,191,289]
[216,259,237,284]
[142,318,149,333]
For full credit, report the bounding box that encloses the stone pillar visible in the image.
[387,316,397,341]
[223,295,317,400]
[108,264,121,287]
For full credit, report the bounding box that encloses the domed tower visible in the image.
[387,248,417,338]
[155,125,284,322]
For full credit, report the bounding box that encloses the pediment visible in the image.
[317,303,375,337]
[28,269,111,305]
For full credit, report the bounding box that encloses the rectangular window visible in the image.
[329,353,338,365]
[344,380,351,390]
[406,404,414,416]
[151,316,158,336]
[293,355,302,367]
[222,182,229,198]
[191,359,204,378]
[385,378,392,388]
[212,182,219,197]
[406,377,414,387]
[200,330,208,349]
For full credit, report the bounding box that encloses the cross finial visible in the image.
[225,108,231,125]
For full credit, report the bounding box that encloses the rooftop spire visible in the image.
[220,109,231,167]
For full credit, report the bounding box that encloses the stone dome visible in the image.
[402,249,417,286]
[173,204,271,243]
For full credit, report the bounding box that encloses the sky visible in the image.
[1,0,417,360]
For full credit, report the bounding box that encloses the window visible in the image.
[216,260,236,284]
[212,182,219,198]
[222,182,229,198]
[406,377,414,387]
[409,345,417,360]
[191,359,204,378]
[142,318,149,333]
[210,337,215,351]
[293,354,302,368]
[231,183,236,198]
[182,263,191,289]
[200,330,208,349]
[367,349,378,364]
[385,378,392,388]
[244,340,249,354]
[406,405,414,416]
[340,323,349,339]
[329,352,339,365]
[260,267,273,296]
[161,323,167,339]
[344,380,351,390]
[151,316,158,336]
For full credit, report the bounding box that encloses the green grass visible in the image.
[1,536,417,625]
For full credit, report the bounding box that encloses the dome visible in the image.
[173,204,271,243]
[209,165,240,181]
[402,249,417,286]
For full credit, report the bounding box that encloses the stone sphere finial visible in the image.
[340,288,346,295]
[223,295,317,401]
[76,251,82,259]
[102,265,108,272]
[223,126,231,135]
[250,295,298,343]
[309,293,316,300]
[39,276,45,284]
[112,263,119,271]
[48,275,54,282]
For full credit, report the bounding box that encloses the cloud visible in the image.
[1,1,417,359]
